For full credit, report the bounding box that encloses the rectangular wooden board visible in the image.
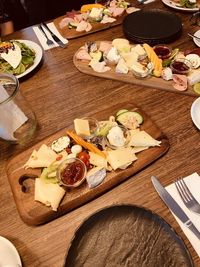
[6,102,169,226]
[73,43,198,97]
[53,13,126,40]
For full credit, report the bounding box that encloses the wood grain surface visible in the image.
[6,102,169,226]
[73,44,198,97]
[1,0,200,266]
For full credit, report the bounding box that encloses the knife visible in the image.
[151,176,200,240]
[41,22,67,48]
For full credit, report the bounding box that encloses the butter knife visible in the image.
[151,176,200,240]
[41,22,67,48]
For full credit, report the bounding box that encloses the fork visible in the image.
[175,178,200,214]
[188,32,200,41]
[38,24,54,47]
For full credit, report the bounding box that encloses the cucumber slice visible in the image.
[116,109,129,117]
[193,83,200,94]
[90,51,103,62]
[116,111,143,129]
[68,22,79,29]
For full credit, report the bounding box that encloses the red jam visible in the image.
[171,60,190,74]
[60,161,85,185]
[154,45,171,59]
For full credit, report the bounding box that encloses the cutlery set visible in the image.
[152,176,200,240]
[38,23,67,48]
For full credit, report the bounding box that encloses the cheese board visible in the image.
[6,102,169,226]
[53,1,138,40]
[73,40,200,96]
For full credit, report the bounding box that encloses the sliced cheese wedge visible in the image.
[24,144,58,169]
[89,151,107,168]
[1,42,22,69]
[106,147,137,170]
[34,178,65,211]
[129,130,161,147]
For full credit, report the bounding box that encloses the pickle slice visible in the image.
[193,83,200,94]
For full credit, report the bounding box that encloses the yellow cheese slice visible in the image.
[34,178,65,211]
[1,43,22,69]
[129,130,161,147]
[106,147,137,170]
[74,118,90,137]
[89,151,107,168]
[24,144,58,169]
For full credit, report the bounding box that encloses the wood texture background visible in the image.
[1,0,200,266]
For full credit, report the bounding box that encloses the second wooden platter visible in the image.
[6,101,169,226]
[73,42,198,97]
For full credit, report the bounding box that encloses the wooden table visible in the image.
[1,1,200,266]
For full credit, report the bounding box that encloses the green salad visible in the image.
[0,41,36,75]
[179,0,197,8]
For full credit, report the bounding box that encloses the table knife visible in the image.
[151,176,200,240]
[41,22,67,48]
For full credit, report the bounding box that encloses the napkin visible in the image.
[166,172,200,257]
[33,22,68,50]
[0,85,28,141]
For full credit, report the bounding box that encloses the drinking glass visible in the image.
[0,73,37,144]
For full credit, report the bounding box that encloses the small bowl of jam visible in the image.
[57,158,87,188]
[153,45,172,59]
[170,58,191,75]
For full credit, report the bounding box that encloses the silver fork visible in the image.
[175,178,200,214]
[38,24,54,47]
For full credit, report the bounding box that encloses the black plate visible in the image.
[123,9,182,45]
[64,205,193,267]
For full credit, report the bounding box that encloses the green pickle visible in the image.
[193,83,200,95]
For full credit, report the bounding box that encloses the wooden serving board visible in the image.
[73,44,198,97]
[6,102,169,226]
[53,13,126,40]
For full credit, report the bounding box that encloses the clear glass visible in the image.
[190,11,200,26]
[0,73,37,144]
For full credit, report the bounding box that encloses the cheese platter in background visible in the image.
[53,0,140,39]
[73,38,200,96]
[6,102,169,225]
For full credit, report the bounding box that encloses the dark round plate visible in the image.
[123,9,182,45]
[64,205,193,267]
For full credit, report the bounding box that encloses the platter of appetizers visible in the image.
[6,102,169,225]
[0,40,43,79]
[73,38,200,96]
[162,0,200,12]
[53,1,139,39]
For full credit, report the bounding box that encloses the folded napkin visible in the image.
[33,22,68,50]
[166,172,200,257]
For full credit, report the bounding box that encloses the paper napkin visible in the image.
[33,22,68,50]
[166,172,200,257]
[0,85,28,141]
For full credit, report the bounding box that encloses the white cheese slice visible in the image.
[89,151,107,168]
[24,144,58,169]
[74,118,90,137]
[34,178,65,211]
[129,130,161,147]
[1,43,22,69]
[131,146,149,153]
[106,147,137,170]
[115,58,129,74]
